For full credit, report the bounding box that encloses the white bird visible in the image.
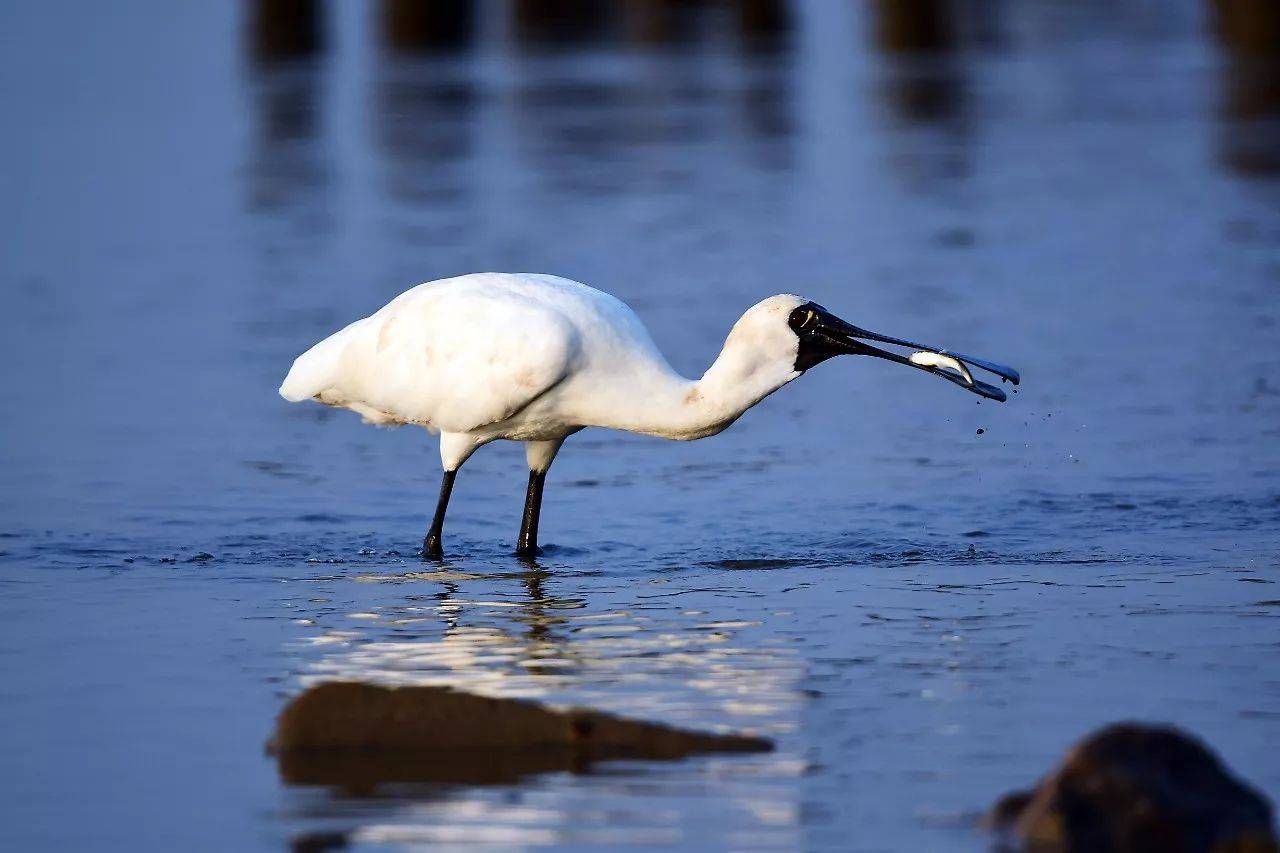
[280,273,1018,559]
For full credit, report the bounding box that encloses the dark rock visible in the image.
[988,722,1277,852]
[268,681,772,795]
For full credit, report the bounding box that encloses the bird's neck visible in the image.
[599,337,798,441]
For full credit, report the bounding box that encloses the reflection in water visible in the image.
[623,0,703,47]
[372,45,479,259]
[512,570,577,677]
[510,0,791,52]
[869,0,971,185]
[873,0,953,54]
[1211,0,1280,176]
[737,70,793,171]
[512,77,644,198]
[380,0,477,54]
[734,0,791,54]
[241,0,330,226]
[280,571,804,847]
[538,0,791,52]
[301,569,802,730]
[960,0,1008,51]
[508,18,796,195]
[245,0,323,65]
[513,0,615,47]
[373,70,478,204]
[734,2,794,171]
[271,681,770,795]
[871,0,962,124]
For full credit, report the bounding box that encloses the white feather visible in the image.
[282,273,805,468]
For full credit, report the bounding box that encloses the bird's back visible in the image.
[279,273,666,433]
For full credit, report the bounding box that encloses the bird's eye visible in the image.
[788,306,812,331]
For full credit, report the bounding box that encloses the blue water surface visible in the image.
[1,2,1278,850]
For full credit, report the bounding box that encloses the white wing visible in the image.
[280,276,580,433]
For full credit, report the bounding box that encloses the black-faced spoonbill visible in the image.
[280,273,1019,559]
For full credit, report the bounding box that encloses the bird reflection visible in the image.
[306,566,586,695]
[300,567,799,730]
[1210,0,1280,177]
[511,567,574,675]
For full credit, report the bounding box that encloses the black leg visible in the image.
[516,469,546,559]
[423,469,456,560]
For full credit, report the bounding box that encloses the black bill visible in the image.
[788,302,1020,402]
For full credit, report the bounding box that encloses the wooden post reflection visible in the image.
[246,0,323,65]
[512,0,613,46]
[869,0,964,126]
[735,0,789,53]
[380,0,476,54]
[241,0,328,216]
[1211,0,1280,176]
[624,0,699,46]
[872,0,952,54]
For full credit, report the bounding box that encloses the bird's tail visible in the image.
[279,333,346,402]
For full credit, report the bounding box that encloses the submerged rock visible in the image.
[269,681,771,793]
[988,722,1277,852]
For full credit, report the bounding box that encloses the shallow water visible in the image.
[2,1,1279,850]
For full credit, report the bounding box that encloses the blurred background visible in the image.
[1,1,1278,851]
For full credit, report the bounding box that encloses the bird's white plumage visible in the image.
[282,275,582,433]
[281,274,1016,554]
[282,273,804,468]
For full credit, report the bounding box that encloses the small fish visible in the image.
[909,351,974,385]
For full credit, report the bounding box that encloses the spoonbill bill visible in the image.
[280,273,1018,558]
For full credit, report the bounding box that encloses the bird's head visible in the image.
[733,294,1020,401]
